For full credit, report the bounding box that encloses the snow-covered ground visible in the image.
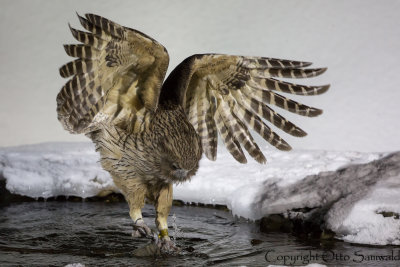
[2,142,399,246]
[327,173,400,245]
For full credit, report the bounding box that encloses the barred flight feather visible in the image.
[249,67,327,79]
[69,25,107,50]
[57,13,168,134]
[248,76,330,96]
[243,84,323,117]
[216,93,266,164]
[230,88,306,137]
[203,89,218,160]
[182,54,328,163]
[59,59,95,78]
[231,90,291,150]
[63,44,101,59]
[213,104,247,164]
[240,57,312,69]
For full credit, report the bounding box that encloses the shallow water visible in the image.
[0,201,399,266]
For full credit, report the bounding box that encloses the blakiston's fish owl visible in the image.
[57,14,329,252]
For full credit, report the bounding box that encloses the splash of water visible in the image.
[171,213,184,243]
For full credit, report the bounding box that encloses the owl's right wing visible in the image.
[57,13,169,134]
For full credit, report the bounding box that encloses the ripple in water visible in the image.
[0,201,398,266]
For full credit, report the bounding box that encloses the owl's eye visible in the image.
[171,163,179,170]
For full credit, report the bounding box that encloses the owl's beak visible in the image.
[174,169,188,179]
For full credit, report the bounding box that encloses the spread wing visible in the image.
[57,13,169,134]
[183,54,329,164]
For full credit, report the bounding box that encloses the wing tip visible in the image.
[256,154,267,164]
[76,12,88,26]
[317,84,330,95]
[317,67,328,75]
[309,107,323,117]
[238,156,248,164]
[276,140,292,151]
[292,128,308,137]
[59,65,68,78]
[62,44,72,57]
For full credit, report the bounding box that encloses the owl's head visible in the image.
[157,112,202,183]
[160,154,199,183]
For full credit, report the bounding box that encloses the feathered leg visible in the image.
[154,183,173,238]
[152,183,180,254]
[112,175,152,238]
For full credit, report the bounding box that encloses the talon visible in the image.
[132,218,153,239]
[154,229,181,255]
[157,238,181,255]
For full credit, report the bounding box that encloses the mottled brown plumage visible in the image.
[57,13,329,252]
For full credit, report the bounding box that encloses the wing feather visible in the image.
[249,67,327,79]
[231,89,292,150]
[244,83,323,117]
[195,79,218,160]
[69,24,107,49]
[203,88,218,160]
[240,57,312,69]
[63,44,101,59]
[213,102,247,164]
[180,54,329,163]
[214,92,266,164]
[57,13,169,134]
[249,76,330,96]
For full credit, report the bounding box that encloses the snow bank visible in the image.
[2,142,398,246]
[0,142,113,199]
[327,173,400,245]
[0,142,380,205]
[175,148,382,219]
[257,151,400,246]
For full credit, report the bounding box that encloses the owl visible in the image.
[57,13,329,253]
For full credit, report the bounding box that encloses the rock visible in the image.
[258,152,400,243]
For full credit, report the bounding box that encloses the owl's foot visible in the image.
[157,236,181,255]
[132,218,153,239]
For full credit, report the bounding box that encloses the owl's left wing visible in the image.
[182,54,329,164]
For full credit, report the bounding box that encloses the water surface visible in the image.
[0,201,398,266]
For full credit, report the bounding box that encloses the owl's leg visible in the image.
[128,186,153,238]
[113,175,152,238]
[153,183,180,254]
[154,183,173,239]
